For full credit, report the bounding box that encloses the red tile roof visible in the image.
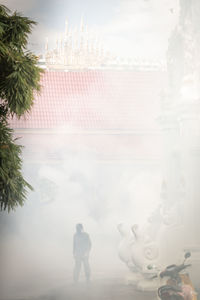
[9,70,167,131]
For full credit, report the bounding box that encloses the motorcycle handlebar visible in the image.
[176,263,191,272]
[160,263,191,278]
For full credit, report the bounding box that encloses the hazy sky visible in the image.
[2,0,179,59]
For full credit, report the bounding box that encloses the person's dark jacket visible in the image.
[73,231,91,257]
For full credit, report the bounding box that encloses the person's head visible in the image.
[76,223,83,233]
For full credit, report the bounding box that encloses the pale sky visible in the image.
[2,0,179,59]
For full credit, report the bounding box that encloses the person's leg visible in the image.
[83,257,91,282]
[73,257,82,283]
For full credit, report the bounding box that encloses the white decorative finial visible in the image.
[65,18,68,36]
[80,14,84,32]
[45,37,48,52]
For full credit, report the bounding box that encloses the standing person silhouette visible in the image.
[73,223,91,283]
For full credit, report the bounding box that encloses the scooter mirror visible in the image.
[184,252,191,259]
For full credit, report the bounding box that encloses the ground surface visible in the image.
[0,279,156,300]
[2,279,199,300]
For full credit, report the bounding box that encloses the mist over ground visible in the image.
[0,131,162,299]
[1,1,194,299]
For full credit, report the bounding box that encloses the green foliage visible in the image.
[0,5,42,117]
[0,5,43,211]
[0,115,33,211]
[0,51,41,116]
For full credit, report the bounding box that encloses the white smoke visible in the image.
[0,131,162,299]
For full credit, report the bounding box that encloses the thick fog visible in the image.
[2,1,200,299]
[0,131,162,299]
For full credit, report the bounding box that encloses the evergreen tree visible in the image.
[0,5,43,211]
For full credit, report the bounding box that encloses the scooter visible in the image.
[148,252,197,300]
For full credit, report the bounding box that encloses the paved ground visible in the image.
[56,282,155,300]
[2,280,155,300]
[1,279,199,300]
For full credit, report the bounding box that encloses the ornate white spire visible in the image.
[44,16,163,70]
[65,18,68,36]
[45,37,48,52]
[80,14,84,33]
